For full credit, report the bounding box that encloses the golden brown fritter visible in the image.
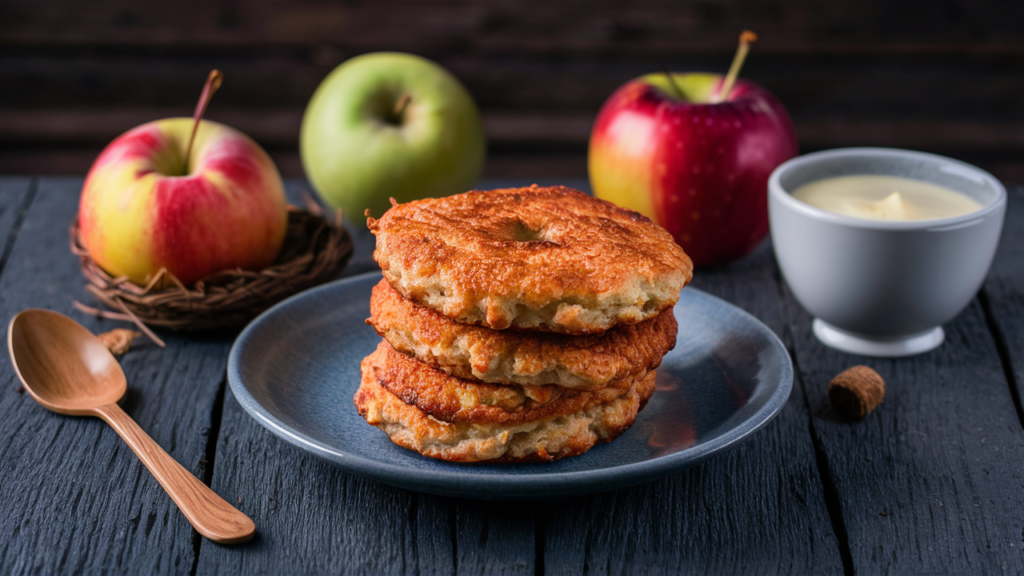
[368,278,677,389]
[354,351,656,463]
[366,185,693,334]
[361,340,646,425]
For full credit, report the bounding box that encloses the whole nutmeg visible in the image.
[829,365,885,418]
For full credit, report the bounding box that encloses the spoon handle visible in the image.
[94,403,255,544]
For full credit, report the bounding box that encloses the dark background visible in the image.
[2,0,1023,183]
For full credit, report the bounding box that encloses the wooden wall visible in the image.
[2,0,1023,182]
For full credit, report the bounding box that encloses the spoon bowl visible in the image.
[9,309,126,414]
[7,309,255,544]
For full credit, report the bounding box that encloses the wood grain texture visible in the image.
[2,56,1022,151]
[783,258,1024,571]
[192,390,436,575]
[0,177,231,574]
[3,0,1023,54]
[542,241,844,576]
[982,187,1024,427]
[0,177,33,274]
[452,500,534,576]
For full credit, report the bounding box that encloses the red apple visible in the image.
[79,71,288,287]
[79,117,288,287]
[589,32,797,267]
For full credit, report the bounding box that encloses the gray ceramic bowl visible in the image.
[768,148,1006,357]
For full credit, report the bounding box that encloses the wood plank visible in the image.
[192,390,431,575]
[0,177,230,575]
[453,501,534,576]
[2,1,1024,120]
[982,186,1024,433]
[0,176,33,273]
[3,1,1024,56]
[200,397,541,576]
[2,55,1022,122]
[782,243,1024,571]
[542,241,844,575]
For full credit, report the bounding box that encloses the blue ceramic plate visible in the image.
[228,272,793,499]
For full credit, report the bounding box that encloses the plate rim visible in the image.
[227,271,794,498]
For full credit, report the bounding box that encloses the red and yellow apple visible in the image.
[79,118,288,286]
[589,34,797,267]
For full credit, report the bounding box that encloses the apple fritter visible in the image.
[361,340,645,425]
[354,346,655,463]
[368,278,676,389]
[366,185,692,334]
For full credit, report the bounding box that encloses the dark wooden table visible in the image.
[1,176,1023,576]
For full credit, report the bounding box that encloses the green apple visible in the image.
[301,52,486,221]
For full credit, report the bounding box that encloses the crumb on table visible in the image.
[97,329,142,356]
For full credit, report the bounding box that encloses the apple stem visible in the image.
[184,69,224,174]
[659,64,684,100]
[713,30,757,104]
[393,94,412,119]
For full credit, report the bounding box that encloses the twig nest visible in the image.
[829,365,885,418]
[71,201,353,332]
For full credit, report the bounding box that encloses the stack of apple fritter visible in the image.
[355,185,693,462]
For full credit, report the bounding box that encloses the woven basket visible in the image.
[71,201,353,342]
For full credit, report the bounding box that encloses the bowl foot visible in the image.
[812,319,944,357]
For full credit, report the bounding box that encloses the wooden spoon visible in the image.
[7,309,255,544]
